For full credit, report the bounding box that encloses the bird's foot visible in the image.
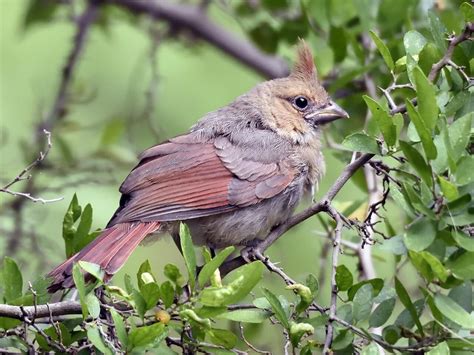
[240,246,267,263]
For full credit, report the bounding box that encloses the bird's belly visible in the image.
[186,185,303,249]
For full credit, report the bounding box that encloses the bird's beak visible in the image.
[304,100,349,125]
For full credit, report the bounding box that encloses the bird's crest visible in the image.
[291,39,318,82]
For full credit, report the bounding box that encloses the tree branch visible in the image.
[0,130,62,204]
[109,0,289,79]
[428,22,473,82]
[322,206,343,354]
[220,153,374,275]
[0,301,82,320]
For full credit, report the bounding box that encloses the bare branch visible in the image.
[43,0,99,129]
[0,301,82,321]
[110,0,289,79]
[0,130,63,204]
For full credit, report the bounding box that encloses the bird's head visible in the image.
[252,40,349,144]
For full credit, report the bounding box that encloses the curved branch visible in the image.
[110,0,289,79]
[220,153,374,275]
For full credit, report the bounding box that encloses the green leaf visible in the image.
[342,132,380,154]
[413,66,438,130]
[129,322,168,348]
[141,282,161,310]
[329,26,347,63]
[403,219,436,252]
[435,294,474,329]
[160,281,175,309]
[369,298,396,327]
[452,231,474,251]
[85,293,101,319]
[427,341,450,355]
[207,328,237,349]
[179,223,196,290]
[180,309,212,329]
[74,204,93,252]
[361,342,382,355]
[402,183,435,218]
[447,251,474,280]
[428,11,447,51]
[353,283,374,322]
[63,194,82,258]
[406,100,437,160]
[455,156,474,185]
[419,251,449,282]
[460,2,474,22]
[409,251,434,281]
[289,322,314,347]
[369,31,394,70]
[23,0,59,30]
[335,265,353,291]
[131,289,147,318]
[199,261,264,307]
[249,22,279,53]
[395,277,425,336]
[306,273,319,296]
[2,257,23,302]
[438,176,459,201]
[198,246,234,288]
[262,288,290,329]
[287,284,313,313]
[110,308,128,348]
[363,96,396,147]
[164,264,185,287]
[217,309,271,323]
[404,30,427,56]
[399,141,433,187]
[348,279,384,300]
[78,261,104,282]
[449,113,472,162]
[72,263,88,318]
[87,325,113,355]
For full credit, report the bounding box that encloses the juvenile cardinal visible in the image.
[48,41,348,291]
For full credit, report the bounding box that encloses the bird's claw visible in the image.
[241,247,266,263]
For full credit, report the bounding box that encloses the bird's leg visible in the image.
[240,242,266,264]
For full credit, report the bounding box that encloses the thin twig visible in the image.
[0,130,62,204]
[239,324,271,354]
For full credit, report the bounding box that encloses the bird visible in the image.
[47,40,349,292]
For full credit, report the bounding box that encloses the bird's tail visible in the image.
[47,221,160,292]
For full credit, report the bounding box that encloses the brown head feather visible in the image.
[291,39,317,82]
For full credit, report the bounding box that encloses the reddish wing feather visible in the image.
[109,133,295,225]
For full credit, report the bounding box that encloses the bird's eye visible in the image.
[293,96,309,110]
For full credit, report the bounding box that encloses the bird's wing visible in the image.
[109,133,295,224]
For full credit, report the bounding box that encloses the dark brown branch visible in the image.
[0,301,82,320]
[109,0,289,79]
[43,0,99,130]
[428,23,473,82]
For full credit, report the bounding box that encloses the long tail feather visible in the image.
[47,221,160,292]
